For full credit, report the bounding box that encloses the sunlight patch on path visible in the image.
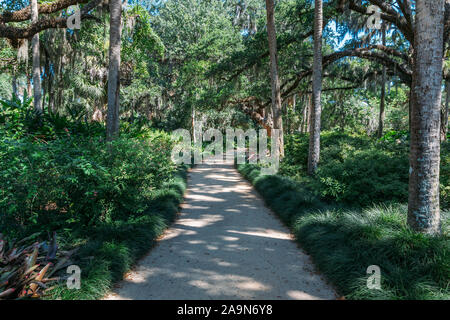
[104,162,337,300]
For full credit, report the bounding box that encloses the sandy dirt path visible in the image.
[104,162,336,300]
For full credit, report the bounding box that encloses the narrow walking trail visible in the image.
[104,162,336,300]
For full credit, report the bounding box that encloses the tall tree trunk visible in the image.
[42,65,47,114]
[106,0,122,141]
[303,93,311,134]
[308,0,323,174]
[299,95,306,133]
[11,67,17,98]
[291,94,296,134]
[26,71,32,97]
[441,80,449,142]
[284,101,289,134]
[54,29,64,114]
[265,0,284,157]
[43,48,51,114]
[31,0,42,115]
[47,71,53,114]
[339,97,345,131]
[408,0,444,235]
[378,23,387,138]
[192,105,196,144]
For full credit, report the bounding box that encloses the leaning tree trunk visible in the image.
[31,0,42,115]
[307,0,323,174]
[378,23,387,138]
[106,0,122,141]
[265,0,284,157]
[441,79,449,142]
[408,0,445,235]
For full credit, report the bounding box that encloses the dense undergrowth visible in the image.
[46,165,188,299]
[280,131,449,208]
[238,131,449,300]
[0,99,188,299]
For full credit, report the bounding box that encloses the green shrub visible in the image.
[297,205,449,299]
[0,129,176,236]
[46,165,188,300]
[241,131,449,299]
[238,163,450,300]
[316,148,409,205]
[280,131,449,207]
[0,106,189,299]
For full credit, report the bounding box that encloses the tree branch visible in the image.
[280,46,412,102]
[347,0,414,44]
[0,0,102,39]
[224,30,314,82]
[396,0,413,30]
[0,0,91,23]
[365,44,411,65]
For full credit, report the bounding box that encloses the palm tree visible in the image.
[378,22,387,138]
[106,0,122,141]
[31,0,42,115]
[408,0,445,234]
[265,0,284,157]
[308,0,323,174]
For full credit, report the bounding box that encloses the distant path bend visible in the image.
[104,161,336,300]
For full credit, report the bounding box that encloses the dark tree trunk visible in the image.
[378,23,387,138]
[408,0,445,235]
[26,71,32,97]
[11,72,17,97]
[106,0,122,141]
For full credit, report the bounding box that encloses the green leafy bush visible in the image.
[0,110,190,299]
[238,164,450,300]
[280,132,446,207]
[0,94,104,140]
[0,129,176,236]
[45,165,189,300]
[239,131,449,299]
[315,148,409,204]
